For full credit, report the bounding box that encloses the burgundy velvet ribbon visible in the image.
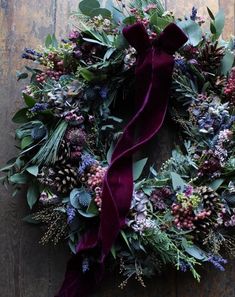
[55,23,188,297]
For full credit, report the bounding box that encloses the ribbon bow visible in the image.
[55,22,188,297]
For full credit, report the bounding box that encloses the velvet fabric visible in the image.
[55,22,188,297]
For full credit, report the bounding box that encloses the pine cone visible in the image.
[194,186,224,239]
[38,163,78,194]
[198,41,224,73]
[56,140,70,164]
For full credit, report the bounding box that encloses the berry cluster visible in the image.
[171,203,211,230]
[224,67,235,102]
[86,165,107,211]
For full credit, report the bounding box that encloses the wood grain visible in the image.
[166,0,219,15]
[220,0,235,39]
[0,1,235,297]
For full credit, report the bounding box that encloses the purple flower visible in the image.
[68,30,80,41]
[179,261,190,272]
[175,58,187,73]
[184,185,193,196]
[99,86,108,99]
[67,205,76,224]
[82,258,90,273]
[29,103,48,113]
[24,48,42,57]
[21,53,35,60]
[190,7,197,21]
[73,47,82,59]
[207,255,228,271]
[78,153,96,175]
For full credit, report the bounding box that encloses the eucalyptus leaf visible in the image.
[133,158,148,181]
[79,0,100,16]
[177,19,202,46]
[9,173,28,184]
[26,165,39,177]
[214,10,225,38]
[27,184,39,209]
[209,178,224,191]
[185,245,207,260]
[170,172,187,191]
[107,142,115,164]
[220,50,234,75]
[90,8,111,18]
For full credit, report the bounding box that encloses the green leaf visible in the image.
[0,162,15,172]
[107,142,115,164]
[16,71,28,81]
[79,0,100,16]
[27,184,39,209]
[45,34,52,48]
[207,7,215,20]
[120,230,133,253]
[150,15,170,30]
[23,93,36,108]
[9,173,28,184]
[87,200,99,216]
[224,194,235,206]
[80,68,95,81]
[103,47,116,61]
[26,165,39,177]
[111,245,116,259]
[209,178,224,191]
[90,8,111,18]
[170,172,187,191]
[210,22,217,34]
[177,19,202,46]
[214,10,225,38]
[133,158,148,181]
[51,34,58,48]
[221,50,234,75]
[21,136,34,149]
[185,245,207,260]
[70,188,95,217]
[123,16,136,25]
[12,108,29,123]
[22,214,41,224]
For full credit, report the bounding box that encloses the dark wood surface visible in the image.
[0,1,234,296]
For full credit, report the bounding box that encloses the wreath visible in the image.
[1,1,235,296]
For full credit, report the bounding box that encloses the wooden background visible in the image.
[0,0,235,296]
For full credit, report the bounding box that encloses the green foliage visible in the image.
[177,19,202,46]
[12,108,30,123]
[79,0,100,16]
[45,34,58,48]
[31,121,68,165]
[27,183,39,209]
[133,158,148,181]
[70,188,98,218]
[170,172,187,191]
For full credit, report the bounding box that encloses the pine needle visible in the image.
[31,121,68,165]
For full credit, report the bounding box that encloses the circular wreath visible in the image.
[1,1,235,296]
